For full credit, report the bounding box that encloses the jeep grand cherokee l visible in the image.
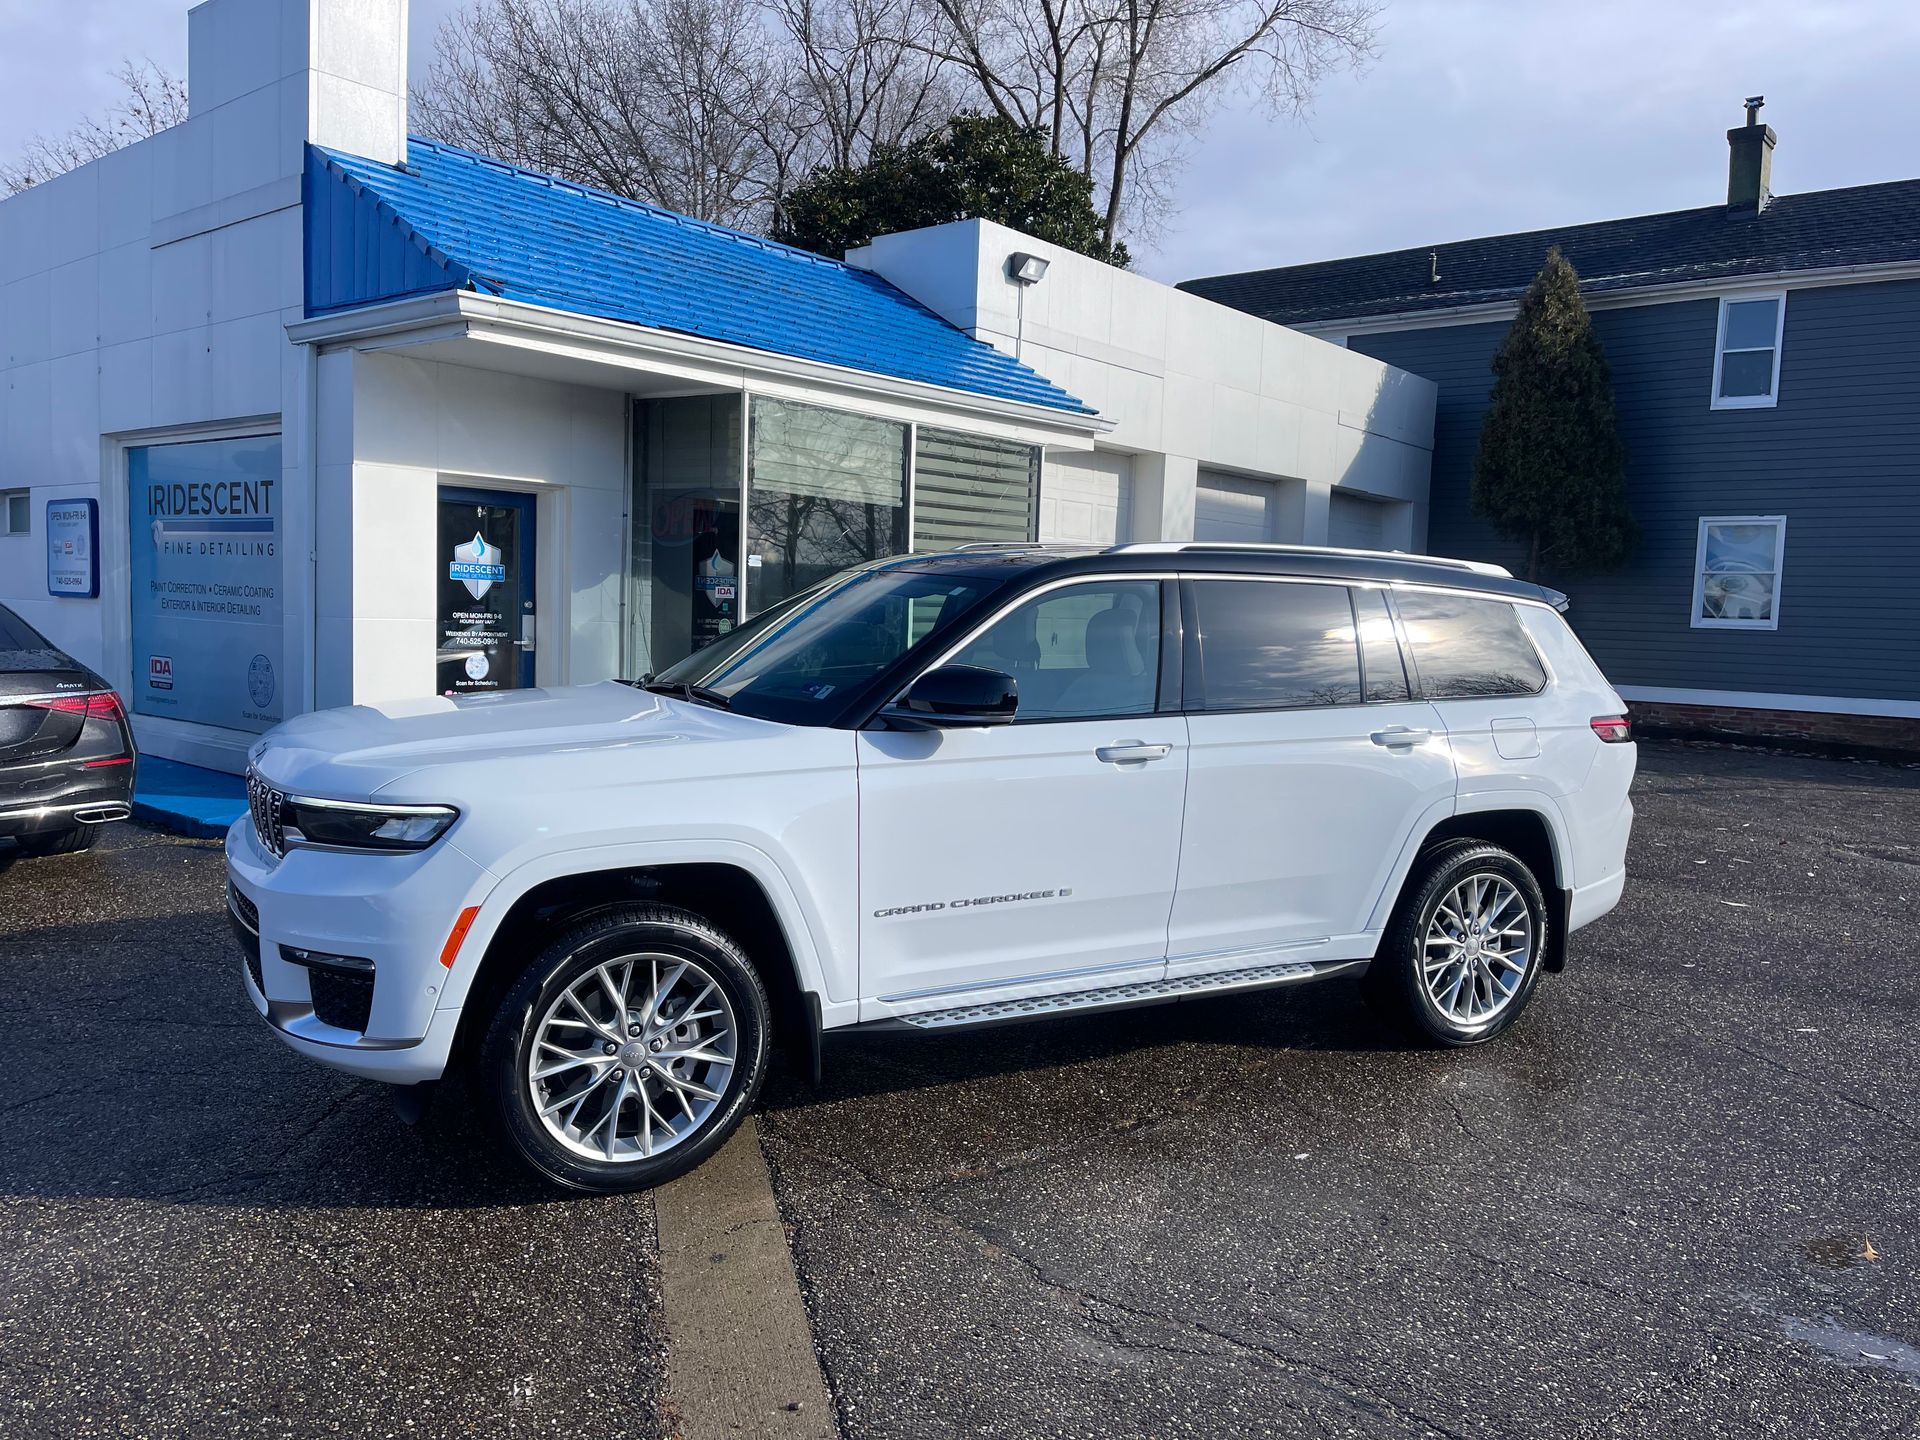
[228,543,1634,1192]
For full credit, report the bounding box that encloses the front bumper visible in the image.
[226,814,493,1085]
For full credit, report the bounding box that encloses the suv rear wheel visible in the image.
[1368,840,1548,1046]
[478,905,770,1193]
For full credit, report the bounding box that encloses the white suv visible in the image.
[227,544,1635,1192]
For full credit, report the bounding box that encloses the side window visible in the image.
[1693,516,1784,629]
[1190,580,1361,711]
[1395,590,1547,699]
[1354,586,1410,702]
[949,580,1160,721]
[1711,293,1785,408]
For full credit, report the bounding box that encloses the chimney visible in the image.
[1726,95,1775,213]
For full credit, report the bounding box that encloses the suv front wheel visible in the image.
[478,905,770,1192]
[1368,840,1549,1046]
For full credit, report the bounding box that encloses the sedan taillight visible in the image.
[1590,714,1632,743]
[28,691,126,720]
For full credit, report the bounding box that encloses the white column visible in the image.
[1130,453,1198,542]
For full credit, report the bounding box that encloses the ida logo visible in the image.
[148,655,175,691]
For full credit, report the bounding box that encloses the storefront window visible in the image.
[746,397,906,618]
[627,394,1040,674]
[630,395,743,676]
[912,427,1038,551]
[127,434,283,732]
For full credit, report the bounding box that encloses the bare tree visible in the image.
[416,0,794,229]
[925,0,1379,247]
[416,0,1379,254]
[766,0,957,170]
[2,59,188,195]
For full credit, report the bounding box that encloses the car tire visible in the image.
[17,825,98,858]
[1366,840,1549,1047]
[477,904,770,1193]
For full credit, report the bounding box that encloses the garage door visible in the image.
[1327,491,1389,550]
[1040,452,1133,545]
[1194,472,1277,543]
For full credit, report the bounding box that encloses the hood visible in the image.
[250,681,774,798]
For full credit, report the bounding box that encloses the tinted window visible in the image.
[1395,591,1547,699]
[951,580,1159,721]
[1355,587,1410,702]
[1192,581,1360,711]
[654,567,999,724]
[0,603,52,653]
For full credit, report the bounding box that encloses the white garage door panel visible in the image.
[1195,472,1276,543]
[1041,452,1133,544]
[1327,491,1388,549]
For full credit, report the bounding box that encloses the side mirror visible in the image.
[893,665,1018,727]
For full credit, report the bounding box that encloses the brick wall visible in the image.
[1628,701,1920,760]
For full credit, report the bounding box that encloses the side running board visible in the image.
[885,958,1366,1031]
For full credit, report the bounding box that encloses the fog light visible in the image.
[279,945,375,974]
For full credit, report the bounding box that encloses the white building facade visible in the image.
[0,0,1435,774]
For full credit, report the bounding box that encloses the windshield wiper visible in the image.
[642,679,733,711]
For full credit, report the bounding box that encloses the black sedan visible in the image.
[0,602,136,858]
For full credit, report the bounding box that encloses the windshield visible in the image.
[649,564,1002,725]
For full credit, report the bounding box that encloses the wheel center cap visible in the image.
[618,1041,649,1068]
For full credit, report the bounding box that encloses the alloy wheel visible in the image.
[527,953,738,1163]
[1420,873,1534,1026]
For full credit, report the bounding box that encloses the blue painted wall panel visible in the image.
[1350,278,1920,704]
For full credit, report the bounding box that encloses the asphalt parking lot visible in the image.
[3,741,1918,1439]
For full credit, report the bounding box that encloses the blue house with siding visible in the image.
[1183,105,1920,755]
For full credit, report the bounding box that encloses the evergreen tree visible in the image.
[773,115,1129,267]
[1472,248,1636,579]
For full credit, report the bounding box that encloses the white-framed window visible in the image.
[1,488,28,536]
[1692,516,1785,630]
[1710,293,1786,409]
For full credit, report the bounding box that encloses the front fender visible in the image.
[434,837,853,1027]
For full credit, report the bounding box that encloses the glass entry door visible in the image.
[437,487,537,695]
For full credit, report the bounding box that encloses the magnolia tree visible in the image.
[774,114,1128,263]
[1471,249,1638,581]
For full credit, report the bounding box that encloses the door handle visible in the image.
[1096,742,1172,764]
[1370,726,1432,748]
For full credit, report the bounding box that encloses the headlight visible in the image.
[280,796,459,852]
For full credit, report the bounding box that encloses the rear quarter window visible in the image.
[1394,590,1547,699]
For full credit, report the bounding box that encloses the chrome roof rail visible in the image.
[950,541,1095,553]
[1106,541,1513,579]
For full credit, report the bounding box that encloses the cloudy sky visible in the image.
[2,0,1916,283]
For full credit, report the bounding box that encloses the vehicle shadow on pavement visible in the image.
[761,975,1415,1114]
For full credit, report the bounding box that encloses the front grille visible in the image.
[246,768,285,857]
[307,967,374,1033]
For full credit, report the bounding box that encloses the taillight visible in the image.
[1590,714,1632,743]
[28,691,126,720]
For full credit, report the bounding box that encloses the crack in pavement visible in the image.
[768,1129,1478,1440]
